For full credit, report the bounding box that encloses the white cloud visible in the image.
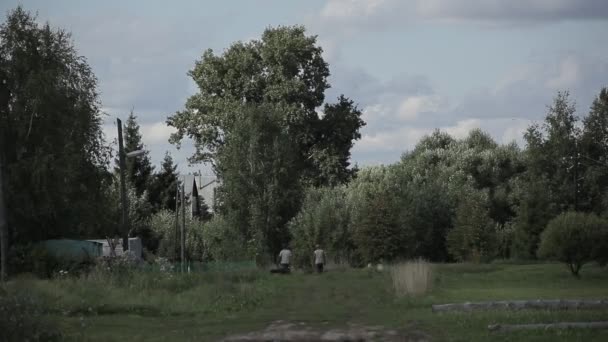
[353,117,533,163]
[140,122,177,146]
[545,56,581,89]
[501,118,531,145]
[444,118,481,139]
[355,126,428,152]
[320,0,608,25]
[321,0,387,20]
[398,95,442,120]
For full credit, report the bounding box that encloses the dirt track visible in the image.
[221,320,430,341]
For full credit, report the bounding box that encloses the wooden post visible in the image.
[117,118,129,252]
[174,181,179,261]
[181,181,186,273]
[0,156,8,282]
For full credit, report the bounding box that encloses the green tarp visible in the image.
[41,239,102,261]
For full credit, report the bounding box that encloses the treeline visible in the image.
[0,8,182,276]
[2,7,608,277]
[290,89,608,267]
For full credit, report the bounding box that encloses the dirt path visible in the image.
[221,320,430,341]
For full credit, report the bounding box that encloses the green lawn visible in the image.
[2,262,608,341]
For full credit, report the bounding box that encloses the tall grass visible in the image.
[390,259,433,297]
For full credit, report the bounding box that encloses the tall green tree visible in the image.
[117,110,154,196]
[167,26,364,259]
[149,152,178,212]
[0,7,110,250]
[167,26,364,186]
[513,92,580,258]
[580,88,608,215]
[447,189,497,262]
[215,104,302,259]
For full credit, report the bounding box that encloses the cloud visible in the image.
[455,53,608,121]
[398,95,443,121]
[545,56,581,89]
[320,0,608,25]
[352,117,531,164]
[350,51,608,165]
[140,122,177,146]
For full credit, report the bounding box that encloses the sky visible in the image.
[2,0,608,173]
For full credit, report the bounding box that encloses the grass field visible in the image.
[2,262,608,341]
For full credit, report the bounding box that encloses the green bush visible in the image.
[0,292,62,341]
[288,186,352,268]
[8,244,95,278]
[537,211,608,276]
[202,215,251,262]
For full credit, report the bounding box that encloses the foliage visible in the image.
[149,209,210,262]
[349,167,410,264]
[289,186,351,268]
[149,209,177,259]
[0,7,111,244]
[537,211,608,276]
[148,152,179,212]
[0,292,62,341]
[167,26,364,260]
[580,87,608,215]
[168,26,364,186]
[117,110,155,196]
[447,189,497,262]
[201,215,251,262]
[105,179,156,250]
[214,104,303,259]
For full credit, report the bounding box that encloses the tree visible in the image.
[306,96,365,186]
[447,189,497,262]
[580,88,608,214]
[167,26,364,186]
[149,152,178,212]
[537,211,608,277]
[215,104,303,260]
[167,26,364,260]
[289,186,352,268]
[117,110,154,196]
[513,92,580,258]
[0,7,110,256]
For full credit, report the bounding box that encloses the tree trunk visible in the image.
[0,156,8,282]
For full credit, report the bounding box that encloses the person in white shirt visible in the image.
[278,246,292,273]
[313,245,326,273]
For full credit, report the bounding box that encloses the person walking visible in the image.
[278,245,292,273]
[313,245,326,273]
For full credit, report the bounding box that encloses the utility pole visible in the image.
[117,118,129,252]
[0,156,8,282]
[181,181,186,273]
[174,180,179,261]
[574,152,579,211]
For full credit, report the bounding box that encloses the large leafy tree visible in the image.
[0,7,110,250]
[513,92,580,258]
[167,26,364,258]
[580,88,608,215]
[167,25,364,186]
[215,104,302,259]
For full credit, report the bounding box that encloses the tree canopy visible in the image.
[0,7,110,244]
